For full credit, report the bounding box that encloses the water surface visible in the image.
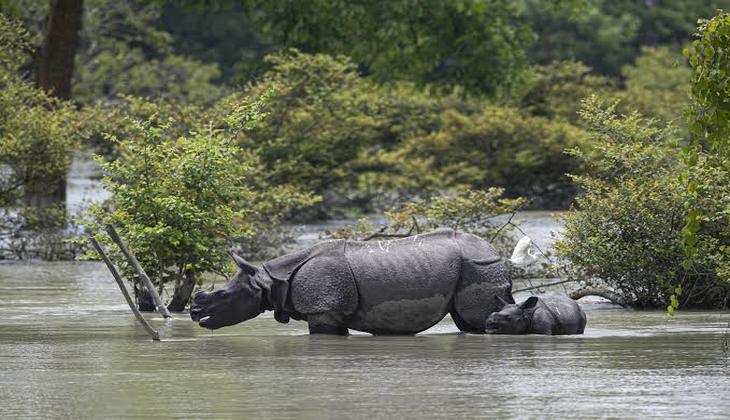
[1,261,728,418]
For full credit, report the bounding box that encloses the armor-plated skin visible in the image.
[484,293,587,335]
[191,229,513,335]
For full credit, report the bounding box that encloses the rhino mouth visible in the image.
[190,307,216,329]
[190,291,223,329]
[484,321,501,334]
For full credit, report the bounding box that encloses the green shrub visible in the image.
[517,60,614,123]
[614,46,691,127]
[212,50,381,214]
[0,15,83,256]
[556,97,729,309]
[376,105,589,208]
[88,97,316,310]
[685,11,730,152]
[339,82,482,210]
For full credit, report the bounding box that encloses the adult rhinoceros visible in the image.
[190,228,513,335]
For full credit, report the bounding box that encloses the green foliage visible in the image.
[614,46,691,126]
[214,50,380,206]
[517,60,613,122]
[89,100,316,291]
[676,11,730,310]
[156,3,270,84]
[327,187,525,253]
[685,11,730,152]
[556,97,729,309]
[245,0,532,96]
[377,105,589,208]
[339,82,480,210]
[72,0,226,104]
[526,0,730,76]
[0,15,80,221]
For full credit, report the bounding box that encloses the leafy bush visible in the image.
[685,11,730,152]
[211,50,382,215]
[614,46,690,127]
[556,97,729,309]
[517,60,613,122]
[376,105,589,208]
[89,98,316,310]
[0,15,83,257]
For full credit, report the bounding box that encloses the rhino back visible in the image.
[345,231,461,334]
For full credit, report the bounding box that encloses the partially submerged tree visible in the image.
[89,95,316,311]
[0,14,83,258]
[556,97,729,309]
[27,0,83,214]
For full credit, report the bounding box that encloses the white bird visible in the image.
[510,236,539,267]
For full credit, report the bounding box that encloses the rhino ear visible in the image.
[228,250,257,276]
[520,296,539,310]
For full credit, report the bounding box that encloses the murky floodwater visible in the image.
[1,155,727,418]
[1,261,728,418]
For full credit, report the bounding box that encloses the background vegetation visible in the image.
[1,1,727,310]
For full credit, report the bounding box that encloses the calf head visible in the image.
[190,252,263,330]
[484,296,539,334]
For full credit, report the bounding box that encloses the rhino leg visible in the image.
[449,307,483,333]
[451,259,512,333]
[307,313,349,335]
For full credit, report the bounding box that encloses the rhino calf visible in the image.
[484,293,586,335]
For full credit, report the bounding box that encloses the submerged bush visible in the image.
[556,97,729,309]
[0,15,83,257]
[88,97,315,310]
[517,60,613,123]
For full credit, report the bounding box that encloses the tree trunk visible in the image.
[27,0,83,213]
[167,272,197,312]
[36,0,83,100]
[570,287,627,308]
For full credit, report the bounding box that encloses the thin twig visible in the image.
[513,278,578,293]
[489,207,522,242]
[411,215,421,234]
[363,232,414,241]
[361,225,387,241]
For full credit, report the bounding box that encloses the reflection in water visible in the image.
[0,261,728,418]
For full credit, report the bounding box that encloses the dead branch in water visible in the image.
[88,234,160,341]
[570,286,627,307]
[105,224,172,319]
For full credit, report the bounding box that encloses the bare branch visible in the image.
[569,286,627,307]
[88,234,160,340]
[362,232,413,241]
